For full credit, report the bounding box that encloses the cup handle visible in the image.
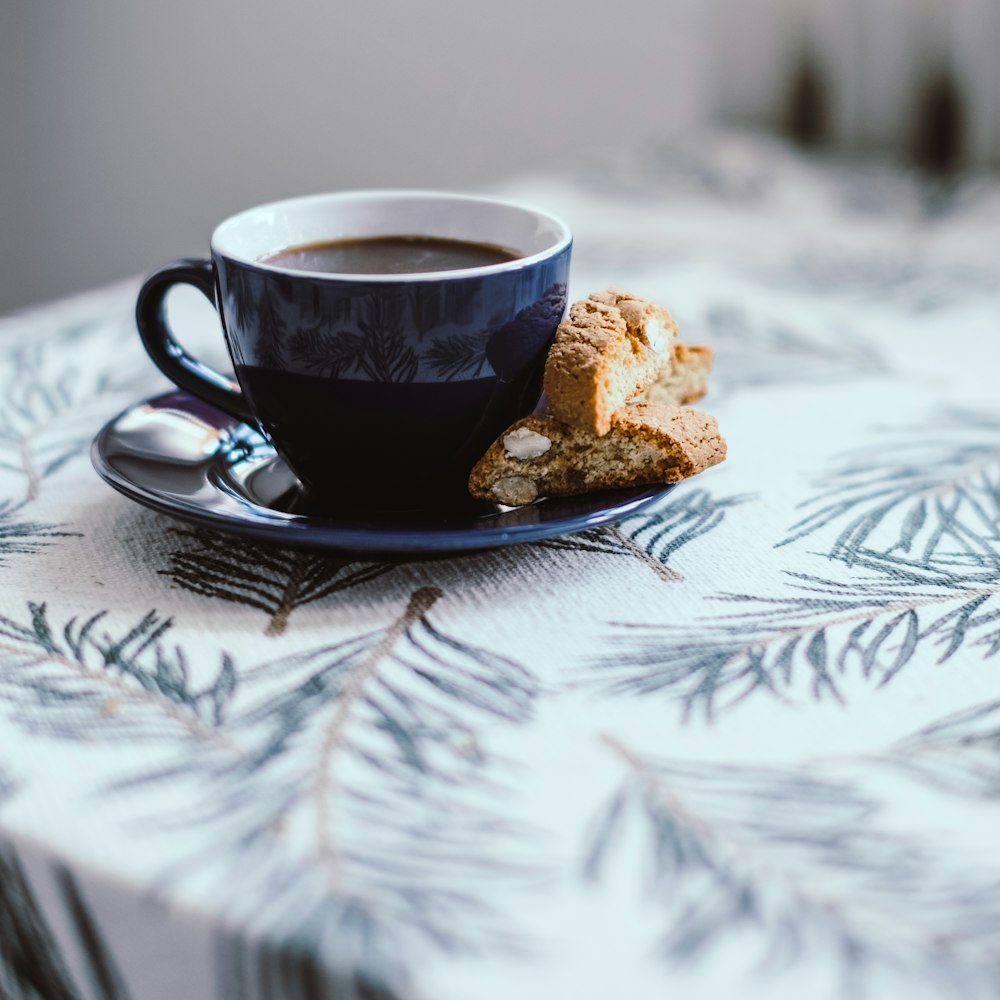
[135,258,256,424]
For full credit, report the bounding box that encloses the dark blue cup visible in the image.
[135,190,571,508]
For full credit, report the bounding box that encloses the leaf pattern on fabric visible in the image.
[212,921,408,1000]
[0,320,147,505]
[0,502,78,564]
[784,409,1000,573]
[536,488,748,583]
[0,589,542,974]
[105,589,540,959]
[704,303,888,391]
[160,527,396,635]
[593,568,1000,720]
[0,603,238,741]
[775,251,1000,314]
[538,488,749,582]
[594,409,1000,719]
[0,844,133,1000]
[587,735,1000,996]
[877,698,1000,798]
[7,134,1000,1000]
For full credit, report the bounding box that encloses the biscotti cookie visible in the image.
[469,402,726,506]
[543,289,677,436]
[642,343,714,407]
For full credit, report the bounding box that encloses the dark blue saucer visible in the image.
[91,391,674,555]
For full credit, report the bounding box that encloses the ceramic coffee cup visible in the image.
[135,190,572,506]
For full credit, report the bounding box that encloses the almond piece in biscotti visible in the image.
[468,402,726,506]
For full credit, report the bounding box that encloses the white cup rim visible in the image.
[211,189,572,282]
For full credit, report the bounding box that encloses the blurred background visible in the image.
[1,0,997,316]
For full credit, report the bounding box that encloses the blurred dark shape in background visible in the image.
[911,68,965,175]
[784,49,830,148]
[0,0,996,315]
[783,45,967,177]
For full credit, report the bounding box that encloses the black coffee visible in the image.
[261,235,522,275]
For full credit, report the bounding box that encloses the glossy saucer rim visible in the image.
[90,390,675,554]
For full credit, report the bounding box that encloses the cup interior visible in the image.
[212,191,571,279]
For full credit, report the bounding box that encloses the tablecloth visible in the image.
[3,131,1000,1000]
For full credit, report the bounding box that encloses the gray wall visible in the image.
[3,0,996,316]
[0,0,712,314]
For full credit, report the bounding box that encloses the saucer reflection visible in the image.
[109,404,221,464]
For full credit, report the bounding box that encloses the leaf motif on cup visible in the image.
[354,322,419,382]
[285,318,419,383]
[223,266,261,337]
[422,329,491,381]
[287,325,367,378]
[254,285,288,370]
[310,292,417,383]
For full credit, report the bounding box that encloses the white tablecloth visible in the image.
[3,131,1000,1000]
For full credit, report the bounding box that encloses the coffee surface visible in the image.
[261,235,522,275]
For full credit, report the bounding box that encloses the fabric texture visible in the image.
[3,131,1000,1000]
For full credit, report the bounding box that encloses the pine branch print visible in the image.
[783,409,1000,573]
[271,292,421,381]
[160,526,396,635]
[779,251,1000,314]
[877,698,1000,798]
[536,488,749,582]
[593,569,1000,720]
[594,414,1000,719]
[0,602,238,743]
[587,735,1000,996]
[254,286,289,370]
[55,869,132,1000]
[422,329,490,380]
[213,921,409,1000]
[287,324,367,378]
[312,587,439,874]
[119,588,540,958]
[705,303,888,391]
[613,488,750,582]
[356,325,419,382]
[0,847,79,1000]
[0,845,132,1000]
[222,266,261,340]
[0,501,79,563]
[534,527,634,556]
[356,295,419,382]
[0,321,148,504]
